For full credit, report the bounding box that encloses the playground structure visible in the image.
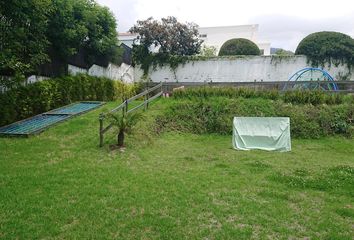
[283,68,338,91]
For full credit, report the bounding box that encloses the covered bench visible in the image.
[232,117,291,152]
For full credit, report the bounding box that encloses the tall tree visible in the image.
[130,16,203,56]
[47,0,119,71]
[0,0,51,78]
[81,3,120,66]
[1,0,120,79]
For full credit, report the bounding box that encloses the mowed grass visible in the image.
[0,100,353,239]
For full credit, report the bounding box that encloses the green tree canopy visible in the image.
[218,38,261,56]
[275,49,294,56]
[47,0,120,70]
[0,0,52,77]
[0,0,120,78]
[295,31,354,67]
[200,45,217,57]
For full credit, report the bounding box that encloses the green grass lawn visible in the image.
[0,100,353,239]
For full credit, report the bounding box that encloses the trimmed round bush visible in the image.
[218,38,261,56]
[295,31,354,67]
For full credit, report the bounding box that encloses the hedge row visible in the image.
[172,87,354,105]
[0,74,137,127]
[156,98,354,138]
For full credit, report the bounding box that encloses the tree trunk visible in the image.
[117,130,125,147]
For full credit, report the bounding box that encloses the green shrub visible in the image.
[284,90,348,105]
[156,97,353,138]
[0,74,137,127]
[218,38,261,56]
[173,87,354,105]
[295,31,354,68]
[173,87,280,100]
[173,87,351,105]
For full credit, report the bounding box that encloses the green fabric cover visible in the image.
[232,117,291,152]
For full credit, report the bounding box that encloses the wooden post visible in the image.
[99,114,104,147]
[144,85,149,110]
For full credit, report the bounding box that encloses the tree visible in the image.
[108,112,143,148]
[218,38,260,56]
[0,0,52,78]
[200,45,217,57]
[1,0,120,80]
[295,31,354,67]
[80,3,120,66]
[47,0,120,72]
[275,49,294,56]
[130,16,203,56]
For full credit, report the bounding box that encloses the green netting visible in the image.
[0,115,69,135]
[0,102,104,136]
[49,102,102,115]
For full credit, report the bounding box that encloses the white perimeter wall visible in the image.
[134,55,353,82]
[68,62,134,83]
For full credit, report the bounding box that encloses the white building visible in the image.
[198,24,271,55]
[118,24,271,55]
[118,32,138,48]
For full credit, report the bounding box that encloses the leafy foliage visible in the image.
[295,31,354,68]
[156,93,354,138]
[0,75,137,126]
[0,0,120,78]
[218,38,261,56]
[172,87,353,105]
[108,112,144,146]
[130,16,202,56]
[274,49,294,56]
[0,0,52,76]
[130,16,203,76]
[199,45,217,57]
[47,0,120,71]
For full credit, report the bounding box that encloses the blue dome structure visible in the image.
[284,68,338,91]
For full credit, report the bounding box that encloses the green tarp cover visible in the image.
[232,117,291,152]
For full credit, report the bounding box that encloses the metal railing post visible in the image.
[99,113,104,147]
[124,99,128,115]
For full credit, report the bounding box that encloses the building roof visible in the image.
[119,32,136,37]
[199,24,259,31]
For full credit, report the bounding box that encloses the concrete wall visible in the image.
[134,55,354,82]
[0,75,50,93]
[68,62,134,83]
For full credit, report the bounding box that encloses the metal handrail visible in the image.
[99,82,163,147]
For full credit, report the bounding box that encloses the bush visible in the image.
[295,31,354,68]
[173,87,280,100]
[218,38,261,56]
[173,87,352,105]
[156,97,353,138]
[0,74,137,127]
